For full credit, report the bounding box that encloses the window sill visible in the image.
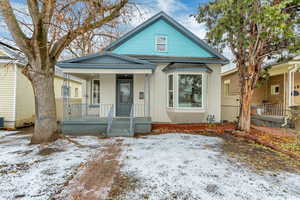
[166,107,206,113]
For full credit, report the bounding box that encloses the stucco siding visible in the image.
[149,64,222,123]
[0,63,16,128]
[133,74,146,117]
[207,64,221,122]
[15,66,35,127]
[150,64,170,122]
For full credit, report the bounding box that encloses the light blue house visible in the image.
[58,11,229,136]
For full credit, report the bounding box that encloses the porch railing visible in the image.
[256,103,285,117]
[63,103,150,120]
[129,105,135,135]
[63,103,113,120]
[106,105,114,134]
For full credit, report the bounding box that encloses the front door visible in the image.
[116,76,133,117]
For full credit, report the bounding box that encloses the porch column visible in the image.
[144,74,151,118]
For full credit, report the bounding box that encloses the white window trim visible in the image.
[167,73,174,108]
[224,79,230,97]
[166,72,206,111]
[75,88,79,98]
[92,79,100,104]
[62,85,71,98]
[155,35,168,52]
[271,84,280,96]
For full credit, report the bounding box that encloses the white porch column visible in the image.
[144,74,151,118]
[288,65,297,107]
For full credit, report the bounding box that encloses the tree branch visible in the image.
[0,0,31,57]
[50,0,128,59]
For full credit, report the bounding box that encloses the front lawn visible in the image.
[1,131,300,200]
[0,131,105,200]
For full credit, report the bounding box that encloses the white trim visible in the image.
[167,73,174,108]
[288,65,298,106]
[13,64,17,124]
[166,71,206,111]
[155,35,168,52]
[0,60,23,64]
[92,79,100,104]
[270,84,280,96]
[61,68,152,74]
[177,72,204,109]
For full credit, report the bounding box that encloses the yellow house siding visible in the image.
[0,63,16,128]
[15,66,35,127]
[221,72,240,122]
[0,50,7,56]
[54,76,82,99]
[54,76,82,121]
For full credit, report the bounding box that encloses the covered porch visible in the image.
[57,52,155,136]
[251,59,300,128]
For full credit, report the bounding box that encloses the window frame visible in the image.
[224,79,230,97]
[167,74,174,108]
[75,88,79,98]
[61,85,70,98]
[271,84,280,96]
[177,72,204,109]
[92,79,100,104]
[155,35,168,52]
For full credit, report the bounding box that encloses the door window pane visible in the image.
[178,74,202,108]
[120,83,131,103]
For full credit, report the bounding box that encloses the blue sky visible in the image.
[1,0,234,70]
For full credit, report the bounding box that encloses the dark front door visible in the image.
[116,76,133,117]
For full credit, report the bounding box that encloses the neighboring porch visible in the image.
[57,52,155,136]
[249,60,300,128]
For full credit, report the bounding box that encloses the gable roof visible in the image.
[57,52,156,70]
[104,11,229,64]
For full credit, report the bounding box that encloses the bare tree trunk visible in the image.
[238,78,254,132]
[238,61,259,132]
[25,63,58,144]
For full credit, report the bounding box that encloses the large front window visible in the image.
[178,74,203,108]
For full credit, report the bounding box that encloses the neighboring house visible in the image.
[58,11,229,136]
[221,55,300,126]
[0,41,82,128]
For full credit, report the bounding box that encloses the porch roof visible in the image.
[162,63,213,73]
[57,52,156,74]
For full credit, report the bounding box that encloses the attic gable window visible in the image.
[155,35,168,52]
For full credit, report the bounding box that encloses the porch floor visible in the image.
[60,117,152,136]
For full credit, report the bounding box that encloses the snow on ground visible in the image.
[120,134,300,200]
[0,131,105,200]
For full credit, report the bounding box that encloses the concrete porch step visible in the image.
[107,118,133,137]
